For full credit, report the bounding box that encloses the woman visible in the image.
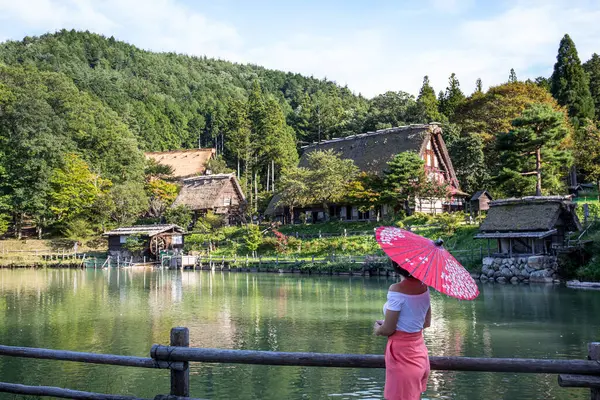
[374,262,431,400]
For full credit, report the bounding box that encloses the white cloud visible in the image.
[430,0,474,13]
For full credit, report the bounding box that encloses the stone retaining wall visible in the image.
[479,255,560,284]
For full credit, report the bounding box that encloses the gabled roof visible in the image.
[471,190,493,201]
[172,173,246,211]
[145,148,215,178]
[478,196,582,233]
[299,124,459,188]
[104,224,184,237]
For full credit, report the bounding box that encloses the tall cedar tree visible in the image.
[508,69,518,83]
[550,34,595,124]
[416,76,441,122]
[438,73,465,121]
[475,78,483,93]
[583,53,600,120]
[496,103,570,197]
[447,133,489,194]
[383,152,425,215]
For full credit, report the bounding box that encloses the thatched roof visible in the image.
[478,196,582,233]
[104,224,184,237]
[172,173,246,212]
[145,148,215,178]
[266,124,460,215]
[299,124,459,188]
[471,190,492,201]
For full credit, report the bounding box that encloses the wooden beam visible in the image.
[558,374,600,388]
[150,347,600,375]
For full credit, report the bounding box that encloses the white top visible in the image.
[383,289,430,333]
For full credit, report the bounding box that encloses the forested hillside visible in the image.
[1,30,600,241]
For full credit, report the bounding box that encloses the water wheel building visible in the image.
[266,123,466,223]
[104,224,185,262]
[171,173,246,225]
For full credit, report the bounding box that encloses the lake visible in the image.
[0,268,598,399]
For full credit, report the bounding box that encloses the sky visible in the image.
[1,0,600,98]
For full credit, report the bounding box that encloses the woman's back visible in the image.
[383,281,430,333]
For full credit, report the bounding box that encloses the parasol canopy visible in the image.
[376,226,479,300]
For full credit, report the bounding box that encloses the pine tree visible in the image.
[416,76,440,122]
[438,73,465,121]
[475,78,483,93]
[550,34,595,124]
[583,53,600,120]
[496,103,571,196]
[508,68,518,83]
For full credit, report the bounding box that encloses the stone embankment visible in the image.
[476,256,560,284]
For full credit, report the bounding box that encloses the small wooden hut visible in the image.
[470,190,493,215]
[171,173,246,224]
[104,224,185,262]
[475,196,581,256]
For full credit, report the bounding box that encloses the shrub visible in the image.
[434,212,463,234]
[164,205,193,230]
[402,212,434,226]
[62,219,94,240]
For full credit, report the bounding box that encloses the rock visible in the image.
[487,269,495,278]
[553,279,561,284]
[470,272,480,279]
[510,276,519,284]
[496,277,507,283]
[494,270,502,278]
[510,266,520,276]
[500,267,513,279]
[482,257,494,267]
[528,256,545,270]
[529,275,553,283]
[480,275,488,281]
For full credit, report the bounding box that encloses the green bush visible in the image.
[433,212,463,234]
[402,212,434,226]
[62,219,94,240]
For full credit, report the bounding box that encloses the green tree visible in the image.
[438,73,465,121]
[109,182,149,225]
[583,53,600,120]
[146,179,179,218]
[550,34,595,124]
[475,78,483,93]
[145,158,174,181]
[382,152,425,214]
[305,150,358,220]
[244,224,263,258]
[276,166,311,223]
[447,132,489,194]
[496,103,571,196]
[416,76,441,122]
[205,155,235,174]
[508,68,518,83]
[346,172,385,218]
[164,204,193,230]
[364,91,418,130]
[574,123,600,199]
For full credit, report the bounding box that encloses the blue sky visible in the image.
[2,0,600,97]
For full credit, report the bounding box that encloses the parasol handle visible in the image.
[433,238,444,246]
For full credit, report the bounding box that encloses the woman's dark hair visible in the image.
[392,261,412,278]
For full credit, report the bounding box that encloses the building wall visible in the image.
[213,180,243,208]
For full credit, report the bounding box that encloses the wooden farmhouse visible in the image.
[475,196,582,256]
[470,190,493,215]
[266,124,465,223]
[145,148,215,179]
[104,224,185,262]
[171,173,246,224]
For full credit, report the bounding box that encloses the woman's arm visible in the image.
[423,306,431,329]
[374,310,399,337]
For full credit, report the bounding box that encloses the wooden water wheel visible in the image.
[150,235,167,255]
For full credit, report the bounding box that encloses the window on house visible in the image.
[224,197,231,206]
[172,235,183,245]
[119,235,127,244]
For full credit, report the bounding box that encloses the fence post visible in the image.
[170,327,190,397]
[590,342,600,400]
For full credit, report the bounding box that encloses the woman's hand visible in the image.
[373,320,383,335]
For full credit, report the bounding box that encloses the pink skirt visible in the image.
[384,330,430,400]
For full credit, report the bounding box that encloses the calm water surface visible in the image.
[0,268,599,400]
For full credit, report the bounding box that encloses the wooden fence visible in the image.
[0,327,599,399]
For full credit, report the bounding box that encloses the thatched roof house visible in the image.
[145,148,215,179]
[172,174,246,224]
[266,124,464,221]
[475,196,581,255]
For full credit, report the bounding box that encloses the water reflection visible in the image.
[0,269,598,399]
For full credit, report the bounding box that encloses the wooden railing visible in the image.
[0,327,599,399]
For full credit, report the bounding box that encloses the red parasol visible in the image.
[376,226,479,300]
